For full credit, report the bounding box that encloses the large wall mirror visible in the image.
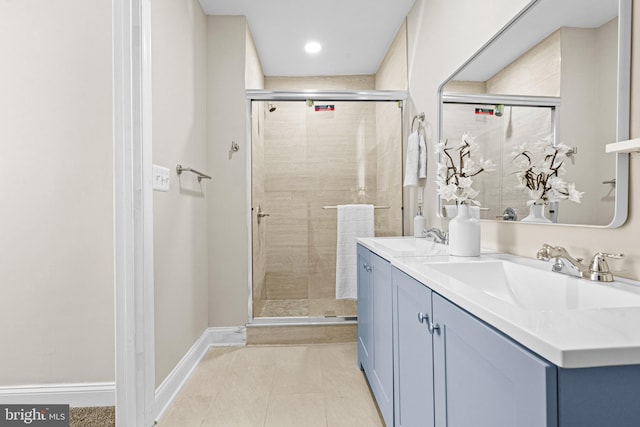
[438,0,631,227]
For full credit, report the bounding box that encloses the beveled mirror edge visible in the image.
[435,0,632,228]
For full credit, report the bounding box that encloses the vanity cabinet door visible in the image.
[357,245,393,426]
[432,294,558,427]
[393,268,435,427]
[357,244,372,372]
[370,252,394,427]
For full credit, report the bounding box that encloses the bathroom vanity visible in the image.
[357,237,640,427]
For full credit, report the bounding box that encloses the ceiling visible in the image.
[198,0,416,77]
[455,0,618,81]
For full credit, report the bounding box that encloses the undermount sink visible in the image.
[372,237,448,256]
[423,260,640,311]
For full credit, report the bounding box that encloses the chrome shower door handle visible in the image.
[256,205,270,224]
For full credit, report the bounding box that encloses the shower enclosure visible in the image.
[249,91,404,322]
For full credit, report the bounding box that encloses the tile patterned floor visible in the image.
[157,342,384,427]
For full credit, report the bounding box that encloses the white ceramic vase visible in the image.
[521,202,552,223]
[448,204,481,257]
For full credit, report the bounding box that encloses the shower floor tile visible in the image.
[255,298,358,318]
[256,299,309,317]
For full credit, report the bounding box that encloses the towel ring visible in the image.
[411,113,425,133]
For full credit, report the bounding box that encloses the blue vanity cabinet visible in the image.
[370,251,394,426]
[432,293,558,427]
[392,268,435,427]
[357,244,372,373]
[557,365,640,427]
[362,251,640,426]
[357,245,394,426]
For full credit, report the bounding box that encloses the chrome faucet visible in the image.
[587,252,624,282]
[423,227,449,245]
[536,244,587,278]
[536,243,624,282]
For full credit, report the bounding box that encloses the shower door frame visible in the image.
[245,89,408,325]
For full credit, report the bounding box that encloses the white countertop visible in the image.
[357,236,640,369]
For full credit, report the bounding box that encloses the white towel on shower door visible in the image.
[336,204,374,300]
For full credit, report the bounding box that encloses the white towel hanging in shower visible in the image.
[335,204,374,300]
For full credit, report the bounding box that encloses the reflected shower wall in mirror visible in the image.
[438,0,630,227]
[441,102,561,222]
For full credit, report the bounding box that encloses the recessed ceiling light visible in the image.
[304,41,322,54]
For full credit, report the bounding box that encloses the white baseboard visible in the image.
[0,326,246,415]
[154,326,246,422]
[206,325,247,346]
[0,382,115,407]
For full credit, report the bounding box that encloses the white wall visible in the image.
[376,21,407,236]
[0,0,114,385]
[152,0,209,386]
[405,0,532,234]
[407,0,640,280]
[206,16,253,326]
[245,25,265,90]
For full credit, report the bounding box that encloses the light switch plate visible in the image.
[152,164,170,192]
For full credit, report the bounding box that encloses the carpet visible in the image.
[70,406,115,427]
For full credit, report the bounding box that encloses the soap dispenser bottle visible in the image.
[414,205,426,238]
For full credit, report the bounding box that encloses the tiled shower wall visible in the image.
[375,100,404,236]
[252,76,402,317]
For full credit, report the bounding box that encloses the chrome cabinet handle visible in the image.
[428,322,441,335]
[418,311,440,335]
[418,312,440,335]
[417,312,429,324]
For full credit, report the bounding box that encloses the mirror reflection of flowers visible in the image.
[512,138,583,206]
[435,132,496,205]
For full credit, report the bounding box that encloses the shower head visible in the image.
[267,103,276,112]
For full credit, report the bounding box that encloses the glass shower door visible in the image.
[251,99,402,320]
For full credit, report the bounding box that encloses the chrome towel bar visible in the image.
[176,164,211,182]
[322,205,390,210]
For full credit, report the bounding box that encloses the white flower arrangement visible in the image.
[512,138,583,206]
[435,132,496,205]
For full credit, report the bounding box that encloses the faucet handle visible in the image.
[536,243,555,261]
[598,252,623,259]
[588,252,624,282]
